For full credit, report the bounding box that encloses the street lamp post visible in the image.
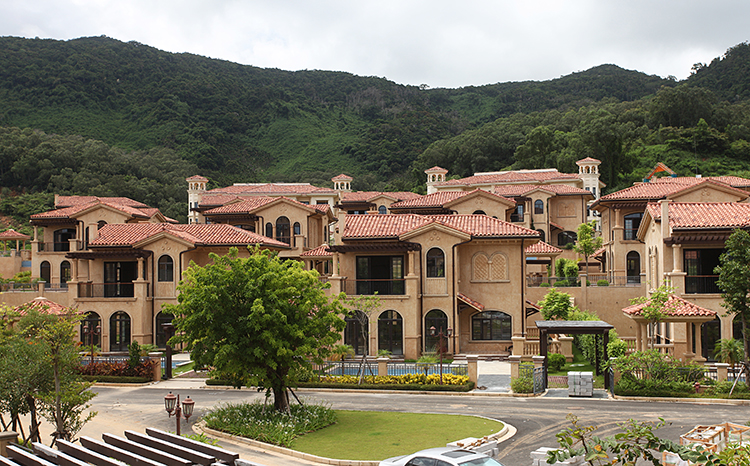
[164,392,195,436]
[82,323,100,375]
[429,326,453,384]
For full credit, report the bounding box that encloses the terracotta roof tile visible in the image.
[390,189,515,209]
[331,174,353,181]
[207,183,336,195]
[55,196,149,208]
[186,175,209,182]
[599,178,750,202]
[576,157,601,164]
[340,191,421,203]
[425,166,448,172]
[623,295,717,318]
[204,196,331,217]
[300,244,332,257]
[437,169,580,187]
[0,229,30,240]
[342,214,539,239]
[525,241,562,255]
[647,202,750,230]
[90,223,289,248]
[15,297,75,316]
[32,199,152,221]
[457,292,485,311]
[493,184,592,197]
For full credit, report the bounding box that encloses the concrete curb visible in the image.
[611,394,750,405]
[195,416,514,466]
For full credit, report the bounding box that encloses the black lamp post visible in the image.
[164,392,195,436]
[430,326,453,384]
[82,323,100,375]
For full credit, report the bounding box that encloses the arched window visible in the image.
[158,255,174,282]
[293,222,301,235]
[378,310,403,355]
[110,311,131,352]
[473,210,486,215]
[558,231,577,247]
[378,205,387,214]
[276,216,290,244]
[155,311,174,348]
[40,261,51,285]
[265,222,273,238]
[80,312,101,347]
[426,248,445,278]
[535,229,545,242]
[424,309,448,352]
[534,200,544,215]
[627,251,641,284]
[345,310,369,355]
[60,261,71,287]
[472,311,511,341]
[84,227,89,250]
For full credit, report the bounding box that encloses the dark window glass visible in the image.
[426,248,445,277]
[158,255,174,282]
[424,309,448,352]
[110,311,131,352]
[624,213,643,241]
[276,216,290,244]
[378,310,403,355]
[471,311,511,340]
[558,231,577,247]
[534,200,544,214]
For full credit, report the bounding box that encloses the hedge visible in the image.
[207,379,475,392]
[80,375,152,384]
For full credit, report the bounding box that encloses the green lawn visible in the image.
[292,410,504,461]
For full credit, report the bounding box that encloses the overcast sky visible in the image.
[3,1,748,89]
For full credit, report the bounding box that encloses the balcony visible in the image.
[38,241,82,252]
[342,278,405,296]
[78,282,135,298]
[685,275,720,294]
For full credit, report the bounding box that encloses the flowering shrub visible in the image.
[76,359,156,378]
[317,373,469,386]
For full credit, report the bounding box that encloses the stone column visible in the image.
[511,335,526,357]
[532,355,545,370]
[0,431,18,457]
[509,355,522,380]
[716,363,729,382]
[559,335,574,362]
[466,355,478,384]
[377,357,389,377]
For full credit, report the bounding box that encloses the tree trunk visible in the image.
[26,394,41,443]
[272,384,290,413]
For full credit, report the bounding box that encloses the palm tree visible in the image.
[713,338,744,374]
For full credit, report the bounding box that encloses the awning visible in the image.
[457,292,485,312]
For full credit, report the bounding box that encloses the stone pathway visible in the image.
[476,360,511,393]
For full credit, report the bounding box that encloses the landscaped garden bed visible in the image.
[207,373,474,392]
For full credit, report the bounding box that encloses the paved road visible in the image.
[67,378,750,466]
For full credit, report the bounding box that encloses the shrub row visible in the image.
[76,360,156,378]
[315,373,469,385]
[80,375,152,384]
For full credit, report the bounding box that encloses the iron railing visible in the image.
[78,282,135,298]
[37,241,82,252]
[685,275,721,294]
[342,278,406,295]
[310,360,468,377]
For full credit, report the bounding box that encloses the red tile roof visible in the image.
[90,223,289,248]
[0,229,30,240]
[576,157,601,164]
[203,196,331,216]
[598,178,750,202]
[425,166,448,172]
[646,202,750,230]
[458,292,485,311]
[436,169,580,187]
[186,175,209,182]
[32,199,152,221]
[55,196,149,208]
[331,174,353,181]
[339,191,422,203]
[15,297,75,316]
[390,189,515,209]
[342,214,539,239]
[206,183,336,195]
[623,295,717,318]
[493,184,592,197]
[300,244,332,257]
[525,241,562,255]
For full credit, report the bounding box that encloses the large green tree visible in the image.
[167,247,347,412]
[716,228,750,387]
[574,221,603,276]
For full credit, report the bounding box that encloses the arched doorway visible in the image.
[276,216,290,244]
[155,311,174,348]
[345,310,369,355]
[627,251,641,284]
[424,309,448,352]
[700,317,721,361]
[378,310,403,355]
[110,311,131,352]
[60,260,71,288]
[40,261,51,285]
[80,311,101,347]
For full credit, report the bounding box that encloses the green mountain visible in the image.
[0,36,749,224]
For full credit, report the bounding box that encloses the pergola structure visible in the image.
[535,319,614,389]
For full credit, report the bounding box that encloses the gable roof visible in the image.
[0,229,30,240]
[55,196,149,209]
[205,183,336,196]
[493,184,593,197]
[15,297,75,316]
[186,175,209,182]
[203,196,332,218]
[595,177,750,206]
[622,294,717,319]
[342,214,539,240]
[645,202,750,231]
[300,244,332,258]
[525,241,563,255]
[89,223,289,249]
[339,191,422,204]
[32,199,154,222]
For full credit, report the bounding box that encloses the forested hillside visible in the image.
[0,36,749,227]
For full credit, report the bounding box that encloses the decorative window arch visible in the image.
[426,248,445,278]
[472,252,508,281]
[627,251,641,284]
[158,255,174,282]
[265,222,273,238]
[424,309,448,352]
[473,210,486,215]
[293,222,301,236]
[40,261,51,284]
[276,216,291,244]
[472,311,512,340]
[378,205,387,214]
[60,261,71,287]
[110,311,131,352]
[534,200,544,215]
[378,310,403,355]
[155,311,174,348]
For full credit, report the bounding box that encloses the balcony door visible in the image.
[104,261,138,297]
[356,255,404,295]
[684,249,722,294]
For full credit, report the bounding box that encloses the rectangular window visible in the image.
[355,255,405,295]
